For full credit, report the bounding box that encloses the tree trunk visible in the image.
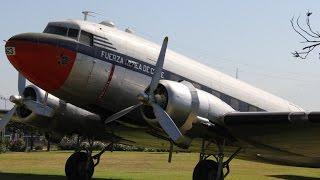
[47,139,51,151]
[30,134,34,151]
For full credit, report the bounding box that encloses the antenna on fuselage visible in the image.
[82,11,100,21]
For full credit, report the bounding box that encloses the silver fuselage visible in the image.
[52,20,303,115]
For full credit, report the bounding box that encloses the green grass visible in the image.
[0,151,319,179]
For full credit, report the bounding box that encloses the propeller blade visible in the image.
[18,73,26,96]
[105,103,142,124]
[148,37,168,94]
[43,92,49,105]
[0,106,17,130]
[23,100,54,117]
[151,103,183,142]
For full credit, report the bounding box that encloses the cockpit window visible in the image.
[44,25,79,40]
[79,31,93,46]
[67,28,79,40]
[44,25,93,45]
[44,25,68,36]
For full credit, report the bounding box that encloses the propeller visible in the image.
[18,73,26,95]
[0,73,53,130]
[0,106,17,130]
[105,37,184,142]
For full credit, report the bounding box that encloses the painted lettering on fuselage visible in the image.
[100,50,164,78]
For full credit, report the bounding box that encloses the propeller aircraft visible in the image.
[1,19,320,180]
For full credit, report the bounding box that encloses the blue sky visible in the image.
[1,0,320,110]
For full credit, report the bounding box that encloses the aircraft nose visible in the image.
[5,33,76,92]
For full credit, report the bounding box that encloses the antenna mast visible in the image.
[82,11,102,21]
[82,11,94,21]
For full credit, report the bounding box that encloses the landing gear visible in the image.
[193,139,241,180]
[193,159,220,180]
[65,141,113,180]
[65,151,95,180]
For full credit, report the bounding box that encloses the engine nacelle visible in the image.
[142,80,235,133]
[15,85,104,137]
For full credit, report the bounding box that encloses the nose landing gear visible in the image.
[65,141,113,180]
[193,139,241,180]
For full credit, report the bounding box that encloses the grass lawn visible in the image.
[0,151,319,179]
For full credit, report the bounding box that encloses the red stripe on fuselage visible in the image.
[96,64,115,104]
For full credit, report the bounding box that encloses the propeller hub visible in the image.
[9,95,23,105]
[137,92,149,103]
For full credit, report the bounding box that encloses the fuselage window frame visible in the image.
[67,28,80,41]
[79,30,93,47]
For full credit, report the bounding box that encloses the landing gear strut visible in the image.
[65,141,113,180]
[193,139,241,180]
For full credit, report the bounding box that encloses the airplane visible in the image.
[1,18,320,180]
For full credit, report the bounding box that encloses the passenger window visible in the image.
[170,74,181,81]
[44,25,68,36]
[239,101,249,112]
[192,82,201,89]
[221,94,231,104]
[212,90,221,98]
[249,106,258,112]
[230,98,240,110]
[80,31,93,46]
[68,29,79,40]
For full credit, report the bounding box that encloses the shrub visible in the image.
[9,138,26,152]
[35,145,43,151]
[112,144,145,151]
[57,137,77,150]
[57,136,153,152]
[92,141,107,150]
[0,139,9,153]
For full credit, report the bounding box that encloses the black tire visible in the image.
[193,160,222,180]
[65,152,95,180]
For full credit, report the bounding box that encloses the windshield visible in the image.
[44,25,79,40]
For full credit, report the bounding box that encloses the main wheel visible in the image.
[65,152,95,180]
[193,160,222,180]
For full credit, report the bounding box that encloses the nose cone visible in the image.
[5,33,76,92]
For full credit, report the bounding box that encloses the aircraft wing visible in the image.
[221,111,320,167]
[223,111,320,143]
[224,111,320,125]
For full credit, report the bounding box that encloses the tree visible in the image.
[291,11,320,59]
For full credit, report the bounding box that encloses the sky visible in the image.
[1,0,320,110]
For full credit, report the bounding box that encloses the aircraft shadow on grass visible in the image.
[268,175,320,180]
[0,172,124,180]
